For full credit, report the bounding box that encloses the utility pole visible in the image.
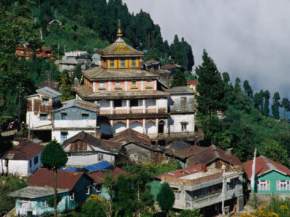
[251,148,257,191]
[221,165,226,216]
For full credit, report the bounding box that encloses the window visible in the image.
[258,180,270,191]
[61,131,68,142]
[99,81,105,90]
[29,160,32,168]
[69,193,75,201]
[114,100,123,107]
[98,153,104,161]
[181,97,187,108]
[131,80,137,88]
[115,81,121,89]
[120,59,125,68]
[110,60,115,68]
[34,156,39,165]
[181,122,188,132]
[146,99,156,107]
[131,58,137,67]
[61,113,67,120]
[82,113,89,120]
[42,97,49,105]
[277,180,290,191]
[40,113,48,120]
[86,186,91,195]
[99,100,110,108]
[130,99,140,107]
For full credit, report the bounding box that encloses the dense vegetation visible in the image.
[0,0,194,122]
[196,50,290,165]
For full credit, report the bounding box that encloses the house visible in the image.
[156,164,244,215]
[143,59,161,71]
[0,139,43,177]
[110,128,164,163]
[243,156,290,195]
[165,143,241,169]
[26,87,61,141]
[9,168,93,216]
[58,51,92,72]
[167,86,196,140]
[62,131,119,166]
[52,99,98,143]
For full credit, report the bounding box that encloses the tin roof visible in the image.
[100,37,143,57]
[36,86,61,98]
[167,86,194,95]
[83,67,158,81]
[243,156,290,179]
[54,99,98,113]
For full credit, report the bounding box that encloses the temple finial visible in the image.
[117,19,123,38]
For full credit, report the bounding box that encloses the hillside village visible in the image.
[0,23,289,217]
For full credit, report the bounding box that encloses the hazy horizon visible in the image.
[124,0,290,98]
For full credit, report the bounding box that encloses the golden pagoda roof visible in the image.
[100,37,143,57]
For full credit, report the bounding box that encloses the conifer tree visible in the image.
[272,92,281,119]
[157,183,175,216]
[281,98,289,119]
[243,80,253,98]
[196,50,225,115]
[263,90,270,116]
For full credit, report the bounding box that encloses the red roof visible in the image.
[159,164,206,179]
[89,167,127,184]
[28,168,85,190]
[110,128,151,145]
[243,156,290,179]
[2,139,43,160]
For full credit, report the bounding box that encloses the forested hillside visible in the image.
[0,0,289,165]
[0,0,193,120]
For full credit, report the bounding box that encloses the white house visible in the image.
[168,86,196,135]
[26,86,61,141]
[58,51,92,72]
[52,100,98,143]
[62,131,119,167]
[0,139,43,177]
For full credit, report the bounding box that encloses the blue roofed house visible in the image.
[52,100,98,143]
[9,168,93,216]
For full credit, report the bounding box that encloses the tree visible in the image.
[171,68,187,87]
[179,209,203,217]
[260,140,289,166]
[81,199,107,217]
[263,90,270,116]
[41,141,68,217]
[243,80,253,98]
[281,98,289,120]
[196,50,225,115]
[59,71,74,101]
[254,91,264,112]
[271,92,281,119]
[157,182,175,216]
[234,78,242,93]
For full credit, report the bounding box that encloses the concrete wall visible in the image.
[169,114,195,133]
[0,153,42,177]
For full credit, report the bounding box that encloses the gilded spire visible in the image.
[117,19,123,38]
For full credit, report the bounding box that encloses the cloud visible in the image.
[124,0,290,97]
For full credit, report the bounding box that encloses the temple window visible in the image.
[120,59,126,68]
[110,60,115,68]
[115,81,122,90]
[114,100,122,107]
[131,58,137,67]
[131,80,137,88]
[99,81,105,90]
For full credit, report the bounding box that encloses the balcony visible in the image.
[99,107,167,115]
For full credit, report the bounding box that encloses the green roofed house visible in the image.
[243,156,290,196]
[9,168,93,216]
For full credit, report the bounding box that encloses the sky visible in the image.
[123,0,290,97]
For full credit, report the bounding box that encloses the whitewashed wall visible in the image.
[53,120,96,129]
[169,114,195,133]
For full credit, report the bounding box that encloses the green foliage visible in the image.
[243,80,253,98]
[41,140,68,170]
[0,176,26,214]
[265,197,290,217]
[179,209,203,217]
[196,50,225,116]
[157,182,175,214]
[80,199,106,217]
[59,71,74,101]
[171,69,187,87]
[263,90,270,116]
[260,140,289,166]
[272,92,281,119]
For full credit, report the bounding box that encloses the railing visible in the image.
[99,107,167,115]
